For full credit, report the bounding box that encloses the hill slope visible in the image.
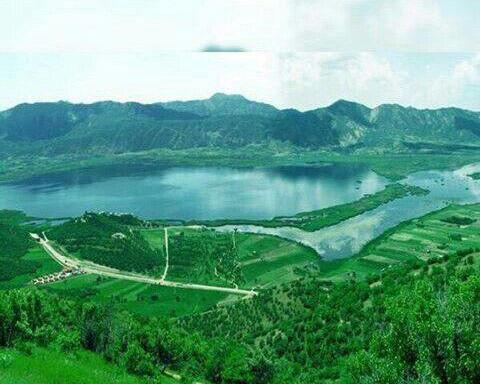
[1,94,480,158]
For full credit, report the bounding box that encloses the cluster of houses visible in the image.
[32,267,85,285]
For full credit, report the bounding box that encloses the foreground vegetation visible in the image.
[0,347,159,384]
[189,183,428,231]
[182,203,480,382]
[0,204,479,383]
[44,274,230,318]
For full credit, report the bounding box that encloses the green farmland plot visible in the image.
[361,204,480,262]
[317,203,480,282]
[141,228,319,289]
[44,274,229,318]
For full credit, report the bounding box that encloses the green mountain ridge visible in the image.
[1,93,479,157]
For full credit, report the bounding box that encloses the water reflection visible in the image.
[216,163,480,260]
[0,164,387,220]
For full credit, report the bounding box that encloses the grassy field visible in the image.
[315,203,480,282]
[43,274,228,318]
[235,232,318,288]
[0,347,177,384]
[189,183,428,231]
[141,228,319,288]
[39,228,318,318]
[2,148,480,183]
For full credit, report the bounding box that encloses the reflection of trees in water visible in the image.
[12,163,170,190]
[11,163,379,195]
[265,164,370,181]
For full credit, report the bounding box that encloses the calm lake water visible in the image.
[217,162,480,259]
[0,163,387,219]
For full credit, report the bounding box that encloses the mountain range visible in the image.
[1,93,480,157]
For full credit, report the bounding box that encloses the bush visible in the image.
[55,331,80,354]
[0,350,14,369]
[441,216,476,226]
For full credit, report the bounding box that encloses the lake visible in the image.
[0,163,387,219]
[216,162,480,259]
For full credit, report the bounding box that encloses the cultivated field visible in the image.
[318,203,480,282]
[42,228,318,317]
[140,227,318,288]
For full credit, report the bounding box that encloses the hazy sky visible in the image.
[0,1,478,111]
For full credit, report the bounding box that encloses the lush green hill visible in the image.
[161,92,278,117]
[47,212,163,274]
[0,347,161,384]
[0,205,479,383]
[182,204,480,383]
[1,94,479,160]
[0,210,55,284]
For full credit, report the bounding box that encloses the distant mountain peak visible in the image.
[209,93,248,101]
[328,99,366,108]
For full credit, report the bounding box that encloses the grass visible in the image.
[235,233,318,288]
[41,228,319,317]
[141,228,319,287]
[0,246,62,290]
[0,347,173,384]
[187,183,428,231]
[40,228,317,317]
[2,148,480,184]
[315,203,480,282]
[43,274,229,318]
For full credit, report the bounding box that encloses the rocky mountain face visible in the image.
[1,94,479,157]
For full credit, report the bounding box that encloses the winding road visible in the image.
[31,233,257,297]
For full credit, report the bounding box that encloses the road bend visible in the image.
[31,233,257,297]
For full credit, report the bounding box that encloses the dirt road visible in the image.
[31,233,257,297]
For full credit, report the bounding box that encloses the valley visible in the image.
[2,193,479,383]
[2,0,479,379]
[1,95,480,384]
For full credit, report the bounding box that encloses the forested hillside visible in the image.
[0,205,479,383]
[0,212,35,281]
[1,94,480,158]
[47,212,163,273]
[182,247,480,383]
[1,242,478,383]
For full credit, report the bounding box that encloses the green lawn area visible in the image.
[0,246,62,290]
[44,274,228,318]
[0,347,177,384]
[140,228,166,249]
[40,228,318,317]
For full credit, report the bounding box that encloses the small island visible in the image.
[468,172,480,180]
